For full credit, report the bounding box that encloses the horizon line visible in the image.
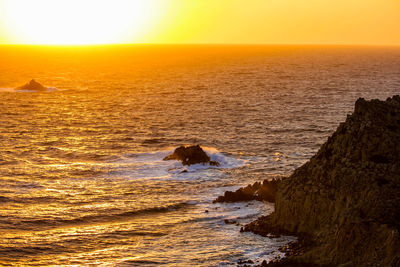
[0,43,399,48]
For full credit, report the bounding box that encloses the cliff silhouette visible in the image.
[243,96,400,266]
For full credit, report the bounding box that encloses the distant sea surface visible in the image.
[0,45,399,266]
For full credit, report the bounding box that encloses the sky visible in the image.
[0,0,399,45]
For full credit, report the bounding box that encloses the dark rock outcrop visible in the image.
[16,79,48,91]
[213,179,279,203]
[163,145,220,166]
[243,96,400,266]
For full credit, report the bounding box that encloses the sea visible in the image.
[0,45,399,266]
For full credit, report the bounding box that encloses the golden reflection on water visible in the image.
[1,45,400,265]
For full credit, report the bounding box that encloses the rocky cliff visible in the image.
[244,96,400,266]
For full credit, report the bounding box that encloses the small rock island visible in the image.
[163,145,220,166]
[15,79,48,91]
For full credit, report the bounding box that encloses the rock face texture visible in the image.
[213,179,279,203]
[244,96,400,266]
[16,79,48,91]
[163,145,219,166]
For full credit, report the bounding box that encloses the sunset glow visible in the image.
[1,0,400,265]
[0,0,162,45]
[0,0,400,45]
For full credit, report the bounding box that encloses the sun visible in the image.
[1,0,161,45]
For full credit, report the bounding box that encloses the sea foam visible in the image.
[109,147,246,180]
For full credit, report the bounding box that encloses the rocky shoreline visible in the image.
[218,96,400,266]
[213,179,279,203]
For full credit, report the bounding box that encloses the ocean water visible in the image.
[0,45,399,266]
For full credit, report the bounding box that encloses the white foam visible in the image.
[15,87,58,92]
[105,148,246,180]
[0,87,59,92]
[0,88,15,92]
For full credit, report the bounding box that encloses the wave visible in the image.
[115,147,246,177]
[0,88,15,92]
[0,195,60,204]
[93,147,246,182]
[0,230,167,258]
[141,138,167,145]
[116,259,163,266]
[269,127,332,134]
[15,202,194,230]
[0,196,10,202]
[0,87,59,93]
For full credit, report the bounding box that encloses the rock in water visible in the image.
[16,79,48,91]
[243,96,400,266]
[163,145,220,166]
[213,179,279,203]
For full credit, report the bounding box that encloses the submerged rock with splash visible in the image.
[16,79,48,91]
[243,96,400,266]
[163,145,220,166]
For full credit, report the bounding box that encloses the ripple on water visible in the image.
[1,45,400,265]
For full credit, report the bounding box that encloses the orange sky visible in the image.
[0,0,399,45]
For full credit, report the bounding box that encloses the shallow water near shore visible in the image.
[0,45,399,266]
